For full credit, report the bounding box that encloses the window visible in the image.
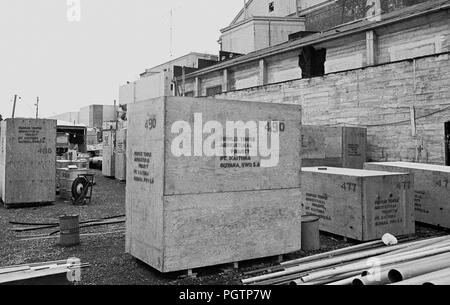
[206,86,222,97]
[269,2,274,12]
[298,46,326,78]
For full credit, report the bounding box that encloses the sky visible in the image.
[0,0,244,118]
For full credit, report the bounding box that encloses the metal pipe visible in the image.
[423,276,450,285]
[352,269,391,286]
[391,267,450,285]
[300,245,450,283]
[378,236,450,258]
[378,239,450,261]
[282,236,445,268]
[281,240,386,267]
[388,253,450,283]
[291,269,364,286]
[242,242,419,284]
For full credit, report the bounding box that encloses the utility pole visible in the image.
[169,8,173,58]
[35,97,39,119]
[12,94,18,119]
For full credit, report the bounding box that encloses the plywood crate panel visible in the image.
[126,96,302,272]
[301,167,415,241]
[115,128,127,181]
[364,162,450,228]
[0,119,56,206]
[102,129,115,177]
[301,126,367,169]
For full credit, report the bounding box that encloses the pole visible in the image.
[12,95,18,118]
[114,100,118,149]
[35,97,39,119]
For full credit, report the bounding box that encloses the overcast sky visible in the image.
[0,0,243,118]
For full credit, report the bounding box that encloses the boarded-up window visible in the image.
[206,86,222,96]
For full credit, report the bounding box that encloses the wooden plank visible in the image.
[1,119,56,205]
[162,188,302,273]
[364,162,450,228]
[302,167,415,241]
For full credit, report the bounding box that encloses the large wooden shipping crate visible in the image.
[301,126,367,169]
[364,162,450,228]
[102,129,115,177]
[126,97,302,273]
[301,167,415,241]
[115,128,127,181]
[0,119,56,207]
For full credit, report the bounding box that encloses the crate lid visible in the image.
[366,162,450,173]
[302,167,408,177]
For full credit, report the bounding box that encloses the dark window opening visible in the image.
[206,85,222,97]
[445,121,450,166]
[269,2,274,12]
[184,91,195,97]
[298,46,326,78]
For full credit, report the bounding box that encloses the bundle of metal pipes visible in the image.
[0,259,90,285]
[242,235,450,285]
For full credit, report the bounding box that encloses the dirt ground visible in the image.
[0,170,447,285]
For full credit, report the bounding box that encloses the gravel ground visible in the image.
[0,170,448,285]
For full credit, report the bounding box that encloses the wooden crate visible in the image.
[364,162,450,228]
[301,126,367,169]
[301,167,415,241]
[126,96,302,273]
[115,128,127,181]
[0,119,56,207]
[102,129,115,177]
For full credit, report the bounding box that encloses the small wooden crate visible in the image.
[126,97,302,273]
[115,129,127,181]
[301,167,415,241]
[0,119,56,207]
[102,129,115,177]
[301,126,367,169]
[364,162,450,229]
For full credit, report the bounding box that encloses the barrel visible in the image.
[301,215,321,251]
[59,168,89,200]
[59,215,80,246]
[74,159,89,170]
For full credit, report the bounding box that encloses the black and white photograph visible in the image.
[1,0,450,295]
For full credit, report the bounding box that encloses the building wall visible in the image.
[102,105,117,123]
[48,112,79,124]
[302,0,432,31]
[214,52,450,165]
[182,9,449,94]
[376,11,450,63]
[144,53,218,74]
[78,106,91,127]
[233,0,299,25]
[315,10,450,72]
[221,21,255,54]
[254,19,306,50]
[221,18,305,54]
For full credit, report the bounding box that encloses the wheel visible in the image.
[71,176,89,204]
